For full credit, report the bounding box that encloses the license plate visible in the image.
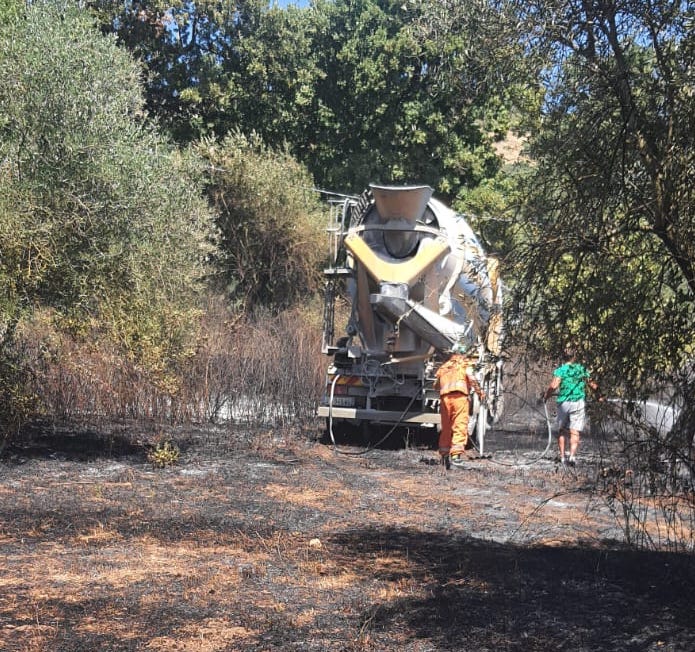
[328,396,355,407]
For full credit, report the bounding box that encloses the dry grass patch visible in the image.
[145,621,259,651]
[1,426,694,651]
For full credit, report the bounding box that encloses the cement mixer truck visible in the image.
[318,185,504,452]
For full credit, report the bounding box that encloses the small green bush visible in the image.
[147,440,181,468]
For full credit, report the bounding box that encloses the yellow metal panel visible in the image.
[344,233,449,285]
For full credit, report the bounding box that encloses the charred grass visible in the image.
[1,423,694,651]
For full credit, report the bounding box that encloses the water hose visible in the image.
[326,372,421,457]
[472,394,554,467]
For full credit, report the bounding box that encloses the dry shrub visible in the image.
[595,403,695,553]
[17,309,188,428]
[0,333,35,453]
[13,300,326,437]
[181,298,326,430]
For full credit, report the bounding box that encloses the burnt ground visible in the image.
[0,422,694,652]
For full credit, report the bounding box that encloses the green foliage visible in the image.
[0,0,21,22]
[291,0,520,198]
[0,2,213,435]
[196,132,326,311]
[453,147,533,255]
[91,0,304,143]
[94,0,526,203]
[510,0,695,396]
[147,438,181,468]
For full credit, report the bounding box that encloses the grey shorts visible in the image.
[556,400,586,433]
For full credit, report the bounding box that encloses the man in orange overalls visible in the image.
[434,344,485,469]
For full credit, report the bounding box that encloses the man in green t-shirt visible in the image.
[543,347,603,465]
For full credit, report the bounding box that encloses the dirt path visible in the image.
[1,424,693,651]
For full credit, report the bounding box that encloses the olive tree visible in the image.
[0,1,212,435]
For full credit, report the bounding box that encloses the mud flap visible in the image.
[476,400,487,457]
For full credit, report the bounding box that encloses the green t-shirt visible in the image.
[553,363,590,402]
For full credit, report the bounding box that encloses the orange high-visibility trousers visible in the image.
[438,391,470,457]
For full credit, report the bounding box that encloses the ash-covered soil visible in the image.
[0,422,693,651]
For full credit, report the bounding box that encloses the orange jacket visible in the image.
[435,354,475,396]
